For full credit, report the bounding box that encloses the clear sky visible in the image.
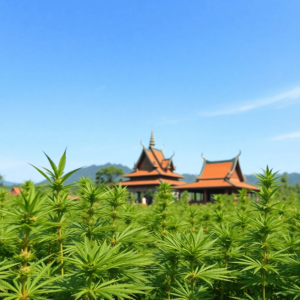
[1,0,300,183]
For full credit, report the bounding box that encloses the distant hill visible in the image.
[181,173,300,185]
[35,167,300,186]
[3,163,300,186]
[181,174,196,183]
[245,173,300,185]
[3,180,19,186]
[39,163,133,185]
[288,173,300,185]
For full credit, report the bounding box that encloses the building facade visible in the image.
[175,152,259,203]
[121,132,186,201]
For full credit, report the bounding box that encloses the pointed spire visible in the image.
[149,130,155,148]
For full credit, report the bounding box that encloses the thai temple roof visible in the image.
[176,151,259,191]
[121,131,186,186]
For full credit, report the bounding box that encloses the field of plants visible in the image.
[0,151,300,300]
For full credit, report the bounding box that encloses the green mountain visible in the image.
[38,163,133,185]
[244,173,300,185]
[182,173,300,185]
[7,163,300,186]
[3,180,19,186]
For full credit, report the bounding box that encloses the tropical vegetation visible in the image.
[0,151,299,299]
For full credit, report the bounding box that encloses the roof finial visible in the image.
[149,130,155,148]
[140,141,146,150]
[166,152,175,169]
[201,153,206,161]
[237,150,241,158]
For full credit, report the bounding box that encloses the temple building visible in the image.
[121,132,186,201]
[175,152,259,203]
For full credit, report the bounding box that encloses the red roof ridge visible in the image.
[196,151,244,181]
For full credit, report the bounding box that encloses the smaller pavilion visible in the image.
[121,132,186,201]
[175,152,259,203]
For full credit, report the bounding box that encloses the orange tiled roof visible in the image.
[122,133,185,186]
[175,153,259,191]
[175,179,259,190]
[121,180,161,186]
[228,179,259,190]
[121,178,185,187]
[163,170,183,178]
[11,187,21,196]
[176,180,232,189]
[125,146,184,179]
[145,150,157,166]
[160,179,186,186]
[152,149,164,162]
[123,169,160,178]
[201,162,233,179]
[197,154,244,182]
[122,168,184,178]
[123,169,184,179]
[161,160,169,169]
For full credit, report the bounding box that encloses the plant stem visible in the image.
[48,243,52,264]
[190,260,194,291]
[23,231,29,268]
[88,274,93,300]
[221,255,228,300]
[22,277,26,300]
[167,260,175,300]
[262,247,266,300]
[111,208,116,246]
[57,192,64,275]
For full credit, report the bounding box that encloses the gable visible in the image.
[199,157,245,182]
[201,161,233,179]
[230,169,239,180]
[136,151,154,171]
[152,149,164,162]
[233,160,245,182]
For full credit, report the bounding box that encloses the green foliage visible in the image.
[95,166,124,186]
[0,162,300,299]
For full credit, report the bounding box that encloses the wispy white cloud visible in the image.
[201,86,300,117]
[270,131,300,141]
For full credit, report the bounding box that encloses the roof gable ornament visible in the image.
[226,170,234,180]
[166,152,175,169]
[201,153,206,162]
[149,130,155,148]
[226,150,242,180]
[232,150,241,170]
[140,141,146,150]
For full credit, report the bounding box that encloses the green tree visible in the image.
[0,174,3,186]
[95,166,124,186]
[280,172,289,185]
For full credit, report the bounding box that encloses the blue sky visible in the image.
[1,0,300,182]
